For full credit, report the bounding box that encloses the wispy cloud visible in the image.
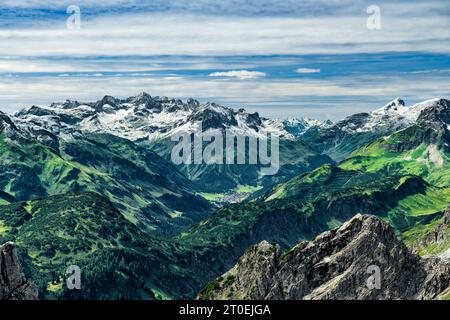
[1,8,449,57]
[209,70,266,79]
[296,68,321,74]
[1,71,448,120]
[0,0,449,120]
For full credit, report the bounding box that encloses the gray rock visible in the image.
[199,214,450,300]
[413,205,450,253]
[0,242,38,300]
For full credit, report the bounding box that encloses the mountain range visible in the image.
[0,93,449,300]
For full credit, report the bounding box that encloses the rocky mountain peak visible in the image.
[9,93,295,143]
[52,99,81,110]
[417,98,450,130]
[131,91,152,103]
[0,242,38,300]
[283,117,332,137]
[383,97,406,110]
[199,213,450,300]
[94,95,123,112]
[0,110,21,139]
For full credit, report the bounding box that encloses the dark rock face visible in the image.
[387,99,449,153]
[0,242,38,300]
[199,215,450,300]
[417,99,450,131]
[0,111,20,139]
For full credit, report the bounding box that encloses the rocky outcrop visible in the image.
[416,205,450,250]
[417,99,450,131]
[199,214,450,300]
[0,242,38,300]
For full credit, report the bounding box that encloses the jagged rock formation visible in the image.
[0,242,38,300]
[417,99,450,132]
[419,205,450,248]
[12,92,295,143]
[282,117,332,138]
[199,214,450,300]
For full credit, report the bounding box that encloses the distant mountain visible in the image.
[13,92,294,144]
[12,93,333,193]
[0,110,212,234]
[199,214,450,300]
[282,117,332,138]
[340,98,449,187]
[304,98,449,161]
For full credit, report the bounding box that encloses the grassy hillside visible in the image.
[0,192,207,299]
[0,132,211,234]
[340,125,450,187]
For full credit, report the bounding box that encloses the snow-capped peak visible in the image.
[8,95,447,147]
[373,98,406,114]
[285,117,331,128]
[281,117,332,137]
[354,98,444,133]
[11,93,295,143]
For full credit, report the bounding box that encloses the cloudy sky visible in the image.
[0,0,449,120]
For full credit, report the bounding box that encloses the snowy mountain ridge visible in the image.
[12,92,295,143]
[4,94,449,150]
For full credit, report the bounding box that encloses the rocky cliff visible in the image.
[199,214,450,300]
[0,242,38,300]
[416,205,450,250]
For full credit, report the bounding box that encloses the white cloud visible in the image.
[0,0,134,9]
[0,11,449,57]
[209,70,266,79]
[0,73,448,120]
[296,68,321,73]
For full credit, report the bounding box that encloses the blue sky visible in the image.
[0,0,449,120]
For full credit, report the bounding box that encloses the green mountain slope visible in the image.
[340,125,450,187]
[0,192,208,299]
[150,137,333,193]
[0,132,211,234]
